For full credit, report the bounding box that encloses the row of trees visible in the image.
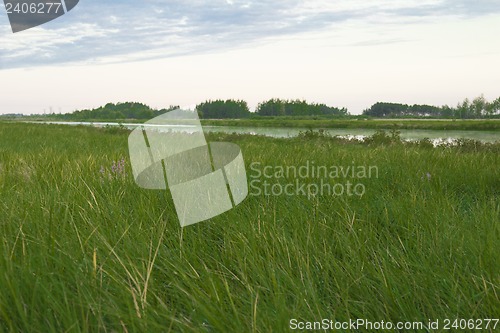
[196,100,251,119]
[255,99,348,117]
[52,99,347,120]
[56,102,179,120]
[363,103,441,117]
[195,99,348,118]
[451,95,500,118]
[363,95,500,118]
[44,95,500,120]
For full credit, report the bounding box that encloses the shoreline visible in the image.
[6,118,500,131]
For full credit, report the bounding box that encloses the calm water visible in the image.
[38,121,500,143]
[204,126,500,142]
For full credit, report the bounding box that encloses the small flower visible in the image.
[118,157,126,176]
[99,157,127,182]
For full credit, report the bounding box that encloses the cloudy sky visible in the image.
[1,0,500,114]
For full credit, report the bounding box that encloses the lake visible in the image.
[36,121,500,143]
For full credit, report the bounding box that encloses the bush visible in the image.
[364,129,401,145]
[297,129,330,139]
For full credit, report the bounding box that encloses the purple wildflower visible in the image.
[100,157,127,181]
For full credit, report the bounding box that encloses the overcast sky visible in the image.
[1,0,500,115]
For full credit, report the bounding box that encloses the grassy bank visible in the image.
[0,123,498,332]
[200,118,500,131]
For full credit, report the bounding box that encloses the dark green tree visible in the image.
[196,99,251,119]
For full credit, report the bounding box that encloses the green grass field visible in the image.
[0,123,499,332]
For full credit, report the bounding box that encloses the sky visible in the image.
[1,0,500,115]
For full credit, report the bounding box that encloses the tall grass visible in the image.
[0,123,498,332]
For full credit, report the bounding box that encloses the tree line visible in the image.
[196,99,348,118]
[254,99,348,117]
[48,99,348,120]
[363,95,500,118]
[41,95,500,120]
[53,102,179,120]
[196,100,250,119]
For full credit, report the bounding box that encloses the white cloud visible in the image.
[1,0,499,69]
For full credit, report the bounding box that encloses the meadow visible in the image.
[0,122,498,332]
